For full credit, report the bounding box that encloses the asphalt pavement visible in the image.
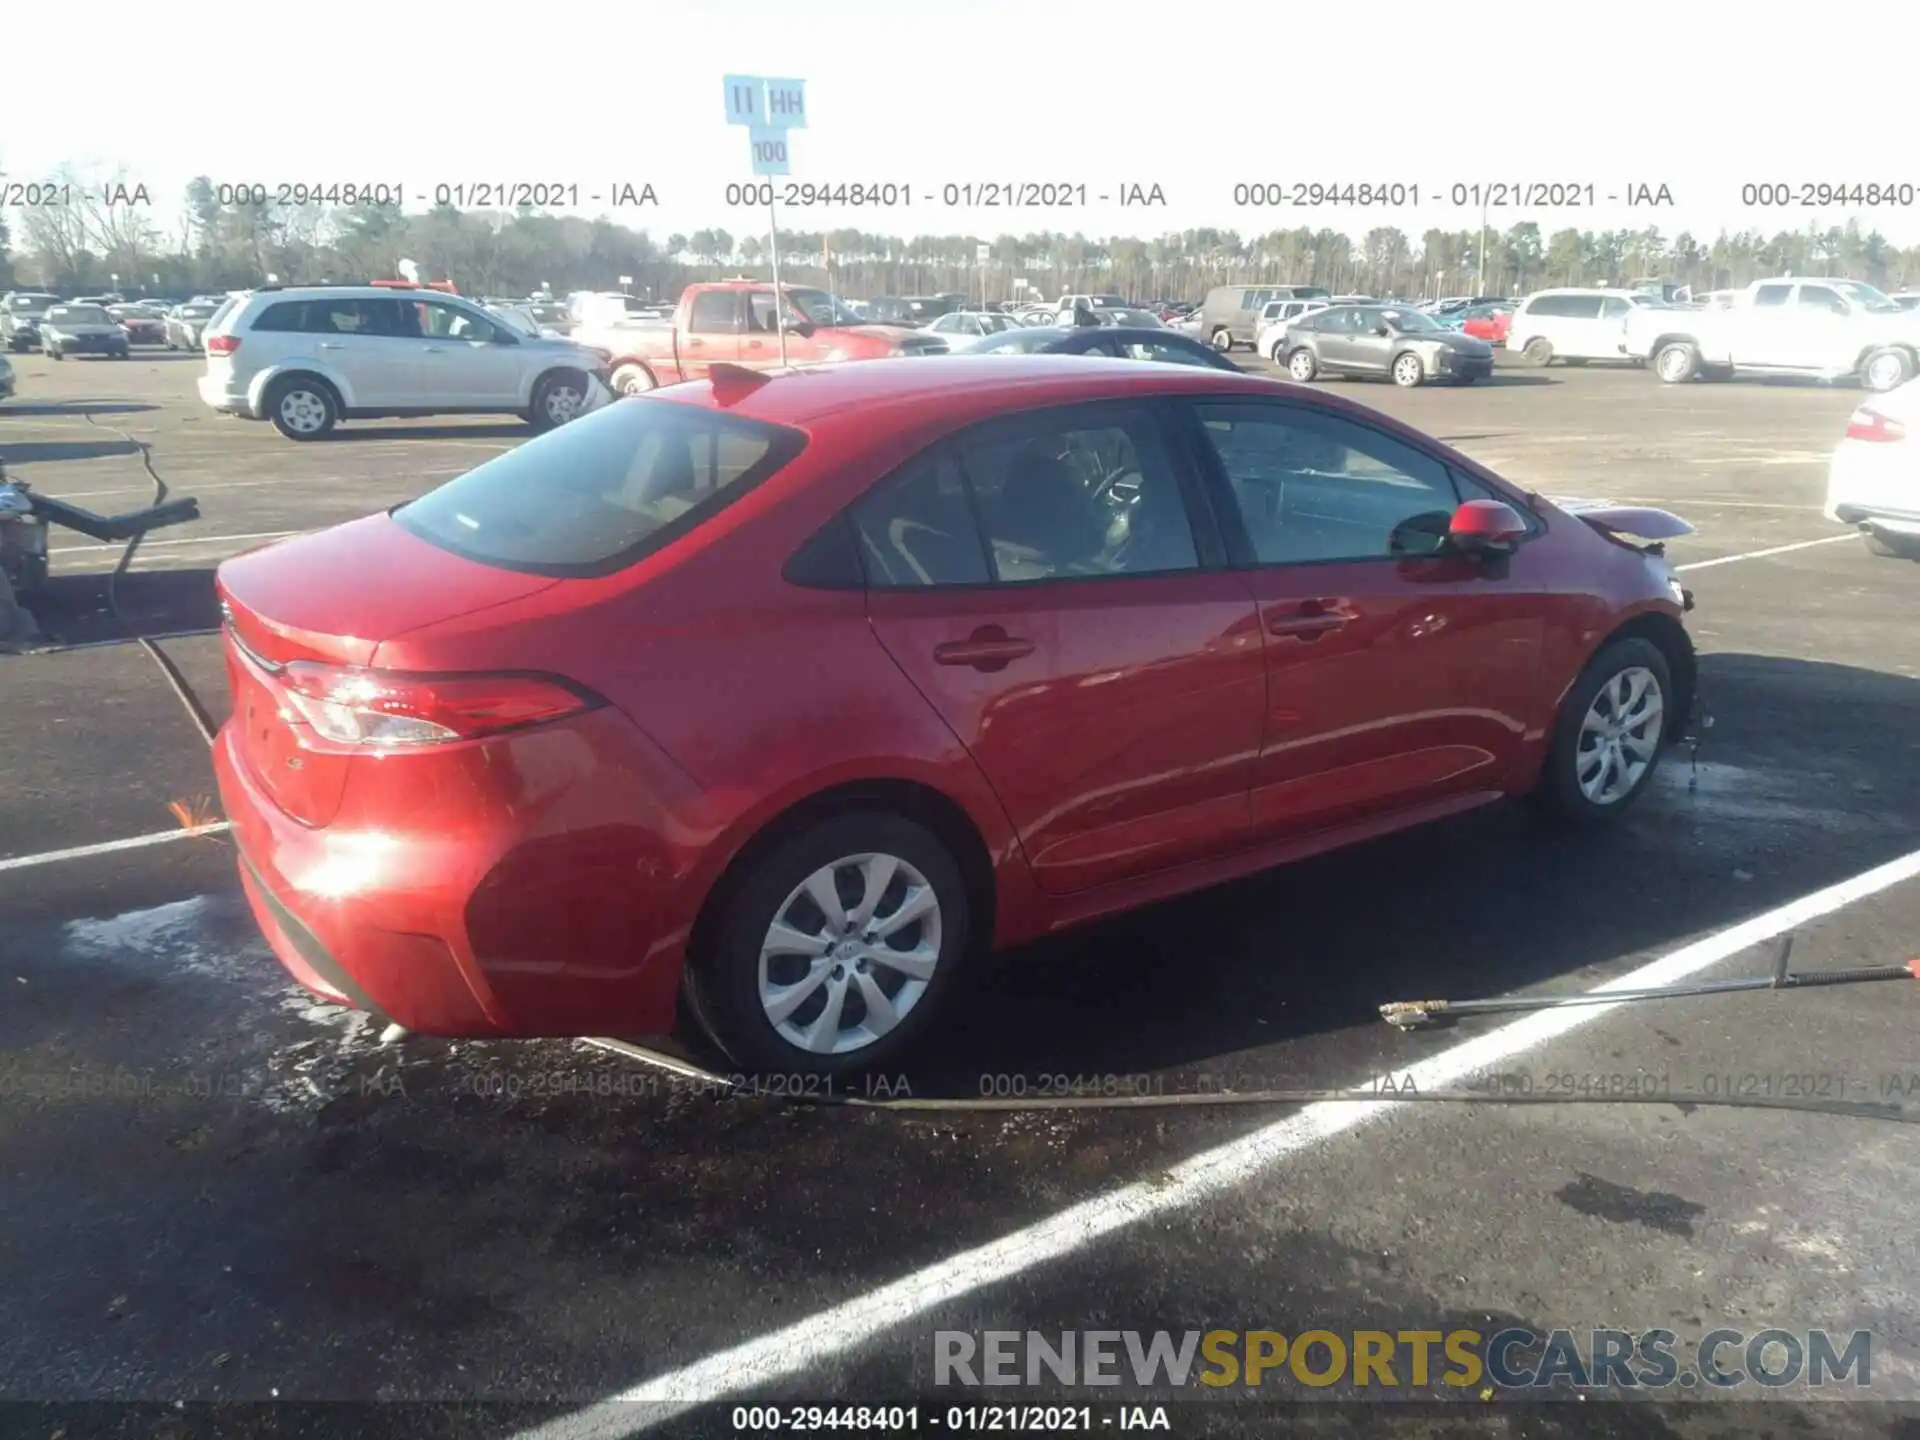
[2,344,1918,1437]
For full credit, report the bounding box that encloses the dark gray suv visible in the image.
[1275,304,1494,387]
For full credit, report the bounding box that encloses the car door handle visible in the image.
[317,341,344,350]
[934,626,1035,670]
[1266,601,1351,639]
[424,345,449,353]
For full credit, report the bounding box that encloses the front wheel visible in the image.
[686,812,972,1078]
[1391,352,1425,388]
[527,368,588,430]
[1521,337,1553,366]
[48,348,64,361]
[1654,341,1701,384]
[1535,637,1672,823]
[1286,347,1318,383]
[1210,328,1234,353]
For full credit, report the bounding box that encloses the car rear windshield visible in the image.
[391,398,809,578]
[48,306,109,324]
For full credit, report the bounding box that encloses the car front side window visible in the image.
[1191,402,1466,565]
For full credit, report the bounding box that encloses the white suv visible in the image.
[1508,288,1659,366]
[197,285,612,440]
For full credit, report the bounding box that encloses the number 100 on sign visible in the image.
[750,126,791,177]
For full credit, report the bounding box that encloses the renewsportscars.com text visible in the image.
[934,1328,1872,1391]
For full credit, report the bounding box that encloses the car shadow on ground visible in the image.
[329,422,531,442]
[0,401,158,417]
[16,567,220,648]
[871,652,1920,1097]
[0,438,145,464]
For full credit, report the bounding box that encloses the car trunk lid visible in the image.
[217,513,558,826]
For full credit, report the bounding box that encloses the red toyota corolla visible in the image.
[213,356,1697,1075]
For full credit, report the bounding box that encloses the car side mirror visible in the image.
[1447,498,1528,556]
[1374,322,1393,336]
[785,316,816,338]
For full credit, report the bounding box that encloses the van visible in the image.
[1254,298,1332,360]
[1508,288,1648,365]
[1200,284,1331,352]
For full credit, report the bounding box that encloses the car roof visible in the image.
[654,354,1293,432]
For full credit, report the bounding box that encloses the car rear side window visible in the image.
[392,399,806,577]
[960,413,1200,581]
[850,453,993,587]
[250,298,401,336]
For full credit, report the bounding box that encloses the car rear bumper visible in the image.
[212,708,692,1039]
[1825,442,1917,533]
[197,373,254,415]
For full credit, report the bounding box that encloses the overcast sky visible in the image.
[7,0,1920,247]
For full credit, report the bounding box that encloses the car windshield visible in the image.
[1832,281,1902,313]
[529,304,567,323]
[47,306,109,324]
[787,290,867,326]
[493,307,542,335]
[394,399,808,577]
[1379,308,1441,332]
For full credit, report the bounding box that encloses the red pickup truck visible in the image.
[591,281,945,394]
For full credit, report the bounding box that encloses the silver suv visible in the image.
[197,284,612,440]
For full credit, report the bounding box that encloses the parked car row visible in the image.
[4,289,237,354]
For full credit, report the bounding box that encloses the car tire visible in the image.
[1563,357,1588,367]
[609,362,655,395]
[1535,637,1673,824]
[1522,337,1553,366]
[527,368,589,430]
[1699,364,1734,382]
[1863,528,1920,560]
[265,374,340,441]
[48,348,63,361]
[1862,348,1914,394]
[686,811,973,1079]
[1391,353,1425,388]
[1285,347,1318,383]
[1210,328,1234,353]
[1654,341,1700,384]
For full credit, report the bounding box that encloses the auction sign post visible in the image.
[724,74,807,366]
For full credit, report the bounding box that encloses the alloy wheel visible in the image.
[757,852,942,1056]
[1575,666,1664,805]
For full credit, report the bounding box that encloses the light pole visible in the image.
[1474,193,1489,296]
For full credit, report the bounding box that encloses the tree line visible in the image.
[5,166,1918,301]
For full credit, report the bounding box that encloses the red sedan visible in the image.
[213,357,1697,1075]
[1461,303,1514,346]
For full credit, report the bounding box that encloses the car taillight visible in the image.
[279,663,599,747]
[1846,407,1906,443]
[206,334,240,355]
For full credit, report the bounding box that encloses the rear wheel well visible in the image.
[1600,611,1695,740]
[683,779,997,1002]
[266,369,342,411]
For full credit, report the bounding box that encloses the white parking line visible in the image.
[512,845,1920,1438]
[1674,534,1856,572]
[0,823,232,874]
[48,529,299,555]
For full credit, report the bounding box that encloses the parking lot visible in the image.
[4,345,1920,1435]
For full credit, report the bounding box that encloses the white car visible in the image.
[197,284,612,440]
[1254,298,1331,361]
[918,310,1025,352]
[1825,377,1917,558]
[1508,288,1661,366]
